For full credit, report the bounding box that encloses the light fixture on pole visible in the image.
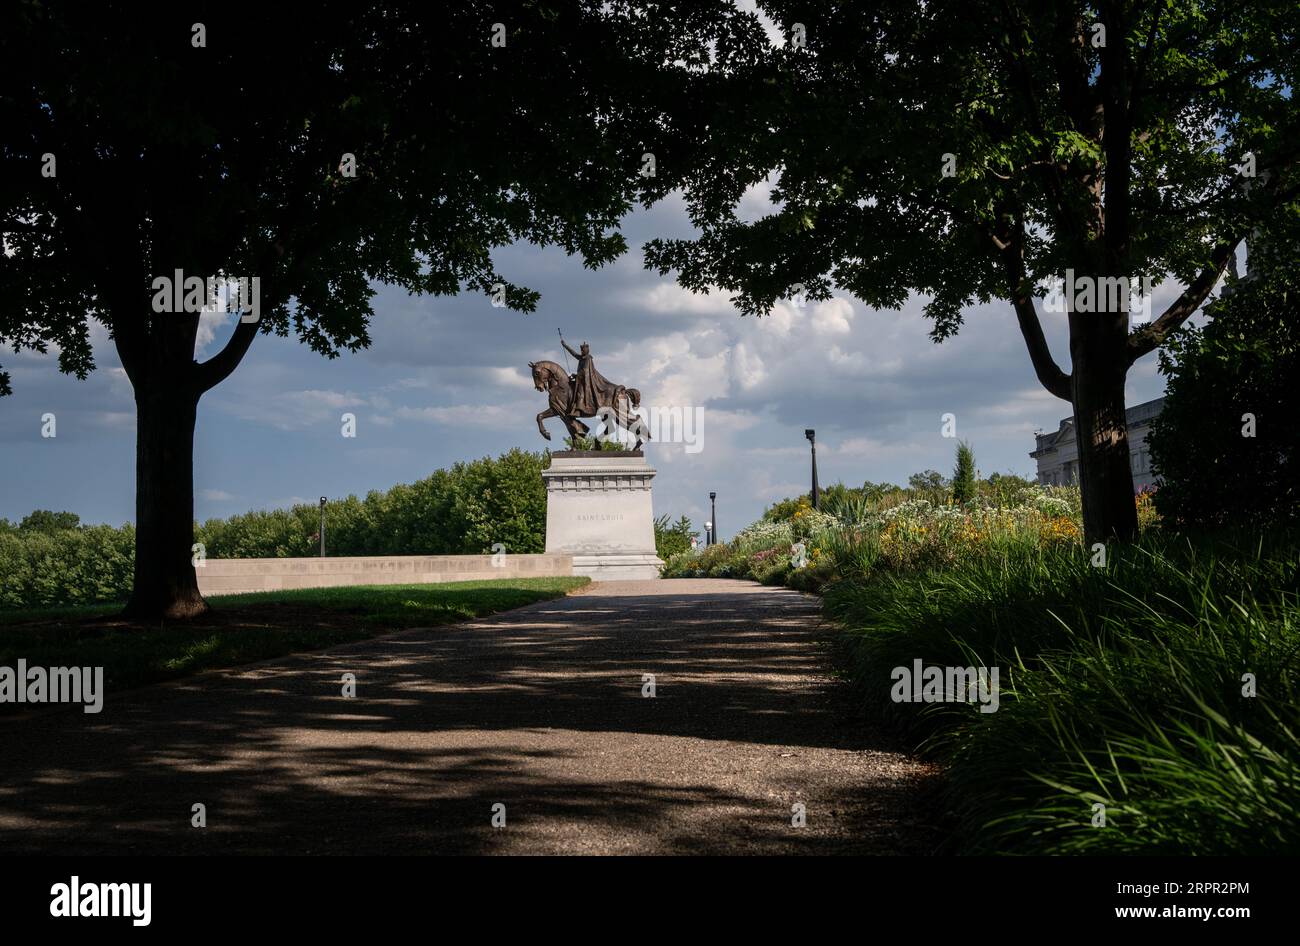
[704,520,713,547]
[709,491,717,545]
[805,429,820,510]
[319,496,327,558]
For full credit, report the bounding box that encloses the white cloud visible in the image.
[810,298,855,336]
[735,172,783,223]
[223,389,377,431]
[628,282,737,316]
[488,366,535,390]
[730,341,767,391]
[195,309,233,356]
[92,411,135,430]
[393,403,520,429]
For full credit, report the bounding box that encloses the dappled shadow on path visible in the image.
[0,581,939,854]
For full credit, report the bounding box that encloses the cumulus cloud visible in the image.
[221,389,383,431]
[394,403,522,430]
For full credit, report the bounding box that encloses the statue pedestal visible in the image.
[543,451,664,580]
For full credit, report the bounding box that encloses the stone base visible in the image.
[543,452,664,581]
[570,552,664,581]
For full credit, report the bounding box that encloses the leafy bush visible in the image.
[733,517,794,550]
[977,472,1037,507]
[449,449,549,555]
[668,481,1088,591]
[0,524,134,608]
[195,447,550,559]
[654,515,696,559]
[2,448,552,608]
[563,435,628,452]
[660,542,745,579]
[951,442,976,504]
[1149,239,1300,528]
[18,509,82,533]
[665,468,1098,600]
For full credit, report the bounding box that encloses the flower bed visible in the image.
[662,484,1091,590]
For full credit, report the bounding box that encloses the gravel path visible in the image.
[0,579,939,854]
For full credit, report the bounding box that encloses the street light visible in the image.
[805,429,820,510]
[709,491,717,545]
[704,521,713,547]
[319,496,327,557]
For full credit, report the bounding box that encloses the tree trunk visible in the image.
[1070,316,1138,544]
[112,292,259,620]
[122,383,208,619]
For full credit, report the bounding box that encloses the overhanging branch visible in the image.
[194,316,260,394]
[992,225,1073,402]
[1126,234,1241,364]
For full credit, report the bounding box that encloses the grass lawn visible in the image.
[0,577,589,702]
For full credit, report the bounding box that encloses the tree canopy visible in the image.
[0,1,738,393]
[643,0,1300,539]
[0,0,745,616]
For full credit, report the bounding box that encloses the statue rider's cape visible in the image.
[566,351,623,418]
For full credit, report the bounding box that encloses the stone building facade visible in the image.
[1030,396,1164,493]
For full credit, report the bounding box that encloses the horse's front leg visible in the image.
[536,407,555,441]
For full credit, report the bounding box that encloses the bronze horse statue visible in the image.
[529,345,647,449]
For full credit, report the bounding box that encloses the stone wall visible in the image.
[196,553,574,597]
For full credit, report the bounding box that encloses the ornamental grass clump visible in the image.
[827,530,1300,855]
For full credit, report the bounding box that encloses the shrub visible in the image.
[18,509,82,533]
[668,480,1089,595]
[654,515,696,560]
[951,442,976,504]
[194,447,550,559]
[451,448,548,554]
[3,448,553,608]
[1149,238,1300,528]
[0,524,134,607]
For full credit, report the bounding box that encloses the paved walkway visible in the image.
[0,580,938,854]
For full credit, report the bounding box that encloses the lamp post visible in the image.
[805,429,820,510]
[709,491,717,545]
[704,520,713,547]
[319,496,327,557]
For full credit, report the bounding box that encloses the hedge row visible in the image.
[0,525,135,608]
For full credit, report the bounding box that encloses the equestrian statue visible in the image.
[529,337,647,450]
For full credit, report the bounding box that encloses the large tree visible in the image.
[0,1,731,617]
[645,0,1300,541]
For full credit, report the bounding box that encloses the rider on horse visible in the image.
[562,340,626,417]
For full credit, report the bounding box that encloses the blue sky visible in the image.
[0,189,1184,540]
